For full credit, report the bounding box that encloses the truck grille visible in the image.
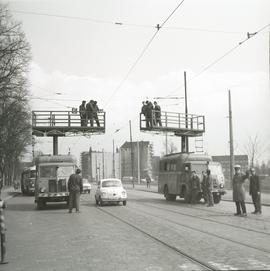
[48,179,57,192]
[48,179,67,192]
[58,179,67,192]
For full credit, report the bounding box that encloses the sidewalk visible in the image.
[125,183,270,206]
[0,186,18,201]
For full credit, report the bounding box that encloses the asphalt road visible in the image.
[2,188,270,271]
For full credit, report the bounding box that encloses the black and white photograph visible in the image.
[0,0,270,270]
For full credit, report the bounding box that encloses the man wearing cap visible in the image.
[232,165,249,217]
[190,171,201,204]
[68,169,83,213]
[79,100,86,126]
[249,168,261,214]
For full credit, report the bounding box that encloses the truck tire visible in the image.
[164,185,176,201]
[37,199,46,210]
[213,194,221,204]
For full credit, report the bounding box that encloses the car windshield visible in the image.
[102,180,122,188]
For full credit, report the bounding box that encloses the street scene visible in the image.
[1,0,270,270]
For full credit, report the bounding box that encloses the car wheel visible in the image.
[213,194,221,204]
[123,200,127,206]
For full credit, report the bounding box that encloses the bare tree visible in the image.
[0,4,31,187]
[244,134,266,168]
[163,138,178,155]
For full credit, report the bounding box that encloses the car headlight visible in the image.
[101,192,107,196]
[220,183,224,188]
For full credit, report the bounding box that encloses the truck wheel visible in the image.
[123,200,127,206]
[37,199,45,210]
[213,194,221,204]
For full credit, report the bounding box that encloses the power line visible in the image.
[12,9,243,34]
[103,0,186,108]
[166,22,270,97]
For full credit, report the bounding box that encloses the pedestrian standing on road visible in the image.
[249,168,262,214]
[201,171,208,204]
[146,173,151,188]
[153,101,162,127]
[205,169,214,207]
[79,100,86,126]
[68,168,83,213]
[190,171,201,204]
[232,165,249,217]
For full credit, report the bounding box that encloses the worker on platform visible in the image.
[92,101,100,127]
[153,101,162,127]
[79,100,86,126]
[86,100,94,127]
[145,101,153,128]
[232,165,249,217]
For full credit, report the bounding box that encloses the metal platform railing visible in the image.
[32,110,105,136]
[140,111,205,136]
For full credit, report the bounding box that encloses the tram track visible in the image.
[127,203,270,255]
[140,202,270,236]
[97,206,215,271]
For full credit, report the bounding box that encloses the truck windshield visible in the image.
[208,164,223,175]
[39,166,73,178]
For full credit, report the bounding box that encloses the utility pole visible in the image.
[112,140,115,178]
[89,147,92,182]
[137,141,141,184]
[129,120,134,188]
[102,149,105,179]
[181,71,189,153]
[228,90,235,187]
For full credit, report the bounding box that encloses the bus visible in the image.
[21,166,36,195]
[158,152,225,204]
[35,155,77,209]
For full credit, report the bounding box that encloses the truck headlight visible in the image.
[40,187,46,193]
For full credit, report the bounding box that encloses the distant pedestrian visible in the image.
[68,169,83,213]
[79,100,86,126]
[190,171,201,204]
[249,168,261,214]
[201,171,208,204]
[232,165,249,217]
[146,173,151,188]
[205,169,214,207]
[153,101,162,126]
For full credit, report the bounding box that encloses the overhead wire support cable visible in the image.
[103,0,185,108]
[166,22,270,97]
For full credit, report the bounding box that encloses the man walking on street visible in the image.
[205,169,214,207]
[68,169,83,213]
[232,165,249,217]
[249,168,262,214]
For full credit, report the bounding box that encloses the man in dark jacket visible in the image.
[232,165,249,217]
[86,100,94,127]
[190,171,201,204]
[249,168,261,214]
[79,100,86,126]
[205,169,214,207]
[92,101,100,127]
[68,169,83,213]
[153,101,162,126]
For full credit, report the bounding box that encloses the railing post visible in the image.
[178,113,181,128]
[68,111,71,127]
[165,112,168,128]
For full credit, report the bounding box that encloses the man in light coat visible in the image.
[249,168,261,214]
[68,169,83,213]
[205,169,214,207]
[232,165,249,217]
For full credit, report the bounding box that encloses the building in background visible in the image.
[212,155,249,180]
[120,141,158,182]
[81,149,120,182]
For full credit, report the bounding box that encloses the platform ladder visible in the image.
[195,136,204,153]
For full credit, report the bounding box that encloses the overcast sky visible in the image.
[5,0,270,163]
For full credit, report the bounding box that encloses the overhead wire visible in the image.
[166,22,270,97]
[103,0,185,108]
